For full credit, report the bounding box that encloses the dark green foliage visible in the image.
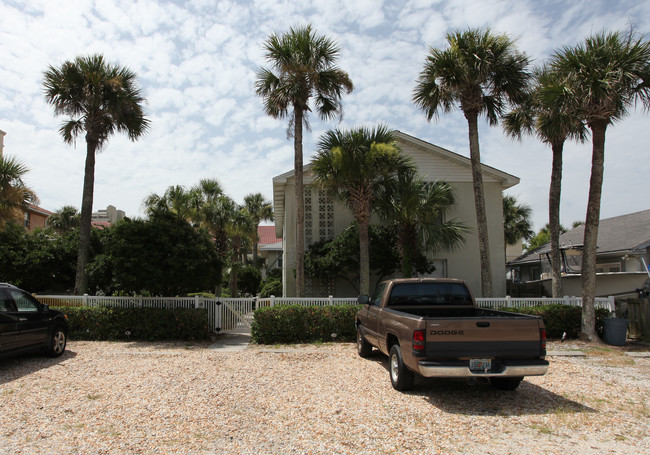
[306,223,428,290]
[498,305,611,338]
[259,279,282,298]
[56,306,211,341]
[238,265,262,296]
[0,223,78,292]
[109,213,221,295]
[251,304,361,344]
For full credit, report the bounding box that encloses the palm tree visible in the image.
[227,207,255,297]
[144,179,236,296]
[504,67,587,297]
[256,25,353,297]
[312,125,413,294]
[0,154,38,229]
[143,185,195,221]
[48,205,80,233]
[549,30,650,341]
[376,169,467,278]
[43,54,150,295]
[502,195,533,248]
[413,28,530,297]
[191,179,236,296]
[243,193,274,265]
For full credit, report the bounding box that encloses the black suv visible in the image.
[0,283,69,360]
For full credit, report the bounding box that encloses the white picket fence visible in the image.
[38,294,616,334]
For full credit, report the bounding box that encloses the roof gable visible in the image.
[272,130,520,236]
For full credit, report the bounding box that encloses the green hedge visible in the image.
[251,304,361,344]
[54,306,212,341]
[498,305,612,339]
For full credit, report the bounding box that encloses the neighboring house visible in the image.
[23,205,53,231]
[257,225,282,280]
[272,130,520,298]
[508,209,650,297]
[91,205,125,224]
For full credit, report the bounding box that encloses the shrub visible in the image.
[259,279,282,298]
[498,305,611,339]
[251,304,361,344]
[55,306,212,341]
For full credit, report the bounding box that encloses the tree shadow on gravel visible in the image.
[366,352,596,417]
[0,349,77,385]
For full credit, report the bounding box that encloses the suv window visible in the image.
[6,289,40,312]
[0,292,10,312]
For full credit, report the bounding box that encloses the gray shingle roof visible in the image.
[509,209,650,265]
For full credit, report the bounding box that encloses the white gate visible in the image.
[209,298,256,334]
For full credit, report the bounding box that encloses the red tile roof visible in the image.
[258,225,281,245]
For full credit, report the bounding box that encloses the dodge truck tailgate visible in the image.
[425,316,545,359]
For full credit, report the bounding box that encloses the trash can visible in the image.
[604,318,629,346]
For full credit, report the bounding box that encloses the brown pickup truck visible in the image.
[356,278,548,391]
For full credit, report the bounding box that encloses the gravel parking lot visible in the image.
[1,340,648,454]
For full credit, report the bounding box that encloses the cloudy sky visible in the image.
[1,0,648,231]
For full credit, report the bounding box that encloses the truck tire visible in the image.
[490,377,523,391]
[389,345,414,391]
[356,326,373,358]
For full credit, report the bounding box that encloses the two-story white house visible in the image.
[272,130,520,298]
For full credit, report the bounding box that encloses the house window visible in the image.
[24,212,30,229]
[596,263,621,273]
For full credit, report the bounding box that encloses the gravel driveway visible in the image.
[1,340,648,454]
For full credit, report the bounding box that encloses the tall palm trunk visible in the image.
[354,192,372,295]
[549,140,564,297]
[294,107,305,297]
[465,111,493,297]
[581,122,606,341]
[74,138,97,295]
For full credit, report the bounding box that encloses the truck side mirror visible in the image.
[357,294,370,305]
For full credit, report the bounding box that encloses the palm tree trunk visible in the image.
[74,139,97,295]
[294,107,305,297]
[581,123,606,342]
[358,217,370,295]
[465,111,493,297]
[549,140,564,298]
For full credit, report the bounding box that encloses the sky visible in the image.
[1,0,649,232]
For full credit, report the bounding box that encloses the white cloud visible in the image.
[0,0,648,231]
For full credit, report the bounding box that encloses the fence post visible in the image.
[195,295,200,309]
[329,295,334,306]
[608,296,616,313]
[83,294,88,307]
[270,295,275,307]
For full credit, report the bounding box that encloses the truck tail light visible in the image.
[413,330,425,351]
[540,328,547,352]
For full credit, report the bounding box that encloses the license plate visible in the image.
[469,358,491,371]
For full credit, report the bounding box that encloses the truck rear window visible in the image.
[387,283,472,306]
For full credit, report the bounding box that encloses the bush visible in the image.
[498,305,611,339]
[259,279,282,298]
[251,304,361,344]
[55,306,212,341]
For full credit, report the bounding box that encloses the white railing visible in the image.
[256,296,358,307]
[476,296,616,312]
[38,294,616,333]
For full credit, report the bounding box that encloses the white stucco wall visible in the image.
[277,132,516,298]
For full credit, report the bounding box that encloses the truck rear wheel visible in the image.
[490,377,523,391]
[389,345,414,391]
[356,326,373,358]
